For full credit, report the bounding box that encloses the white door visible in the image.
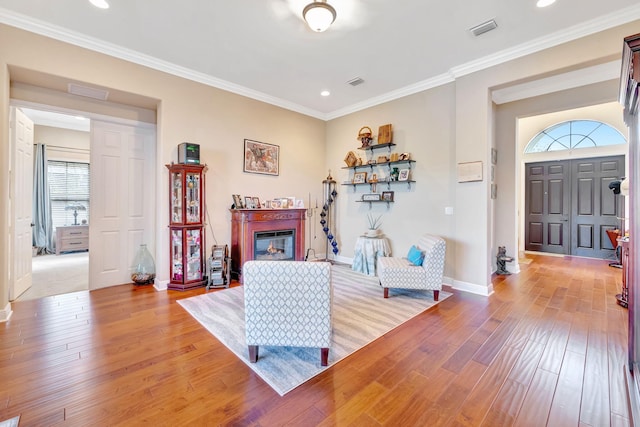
[9,108,34,300]
[90,120,155,289]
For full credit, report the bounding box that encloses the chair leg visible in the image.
[383,287,389,298]
[320,347,329,366]
[433,290,439,301]
[248,345,259,363]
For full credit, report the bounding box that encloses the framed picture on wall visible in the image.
[243,139,279,176]
[398,169,410,181]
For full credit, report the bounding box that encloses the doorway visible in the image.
[10,104,157,301]
[524,155,625,258]
[14,107,91,301]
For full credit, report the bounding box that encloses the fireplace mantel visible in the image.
[230,208,306,282]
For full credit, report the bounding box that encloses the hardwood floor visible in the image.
[0,254,631,426]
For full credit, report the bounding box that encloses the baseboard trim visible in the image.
[0,302,13,322]
[449,277,494,296]
[154,279,168,292]
[625,364,640,426]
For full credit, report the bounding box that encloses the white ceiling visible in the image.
[2,0,640,122]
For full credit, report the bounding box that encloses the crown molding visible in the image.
[0,7,327,120]
[328,5,640,119]
[491,60,621,105]
[450,4,640,79]
[2,5,639,121]
[325,73,455,120]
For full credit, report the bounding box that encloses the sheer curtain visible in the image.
[32,143,53,254]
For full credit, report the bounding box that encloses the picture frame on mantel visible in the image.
[243,139,279,176]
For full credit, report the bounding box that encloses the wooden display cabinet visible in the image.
[167,163,207,290]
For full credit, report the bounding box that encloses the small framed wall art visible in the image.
[382,191,394,202]
[243,139,279,176]
[398,169,410,181]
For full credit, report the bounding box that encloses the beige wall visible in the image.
[34,125,90,163]
[1,62,9,318]
[0,24,326,311]
[2,18,640,314]
[327,20,640,295]
[326,84,456,278]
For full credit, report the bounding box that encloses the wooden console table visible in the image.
[230,208,306,283]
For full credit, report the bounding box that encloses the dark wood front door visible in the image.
[525,155,624,259]
[525,161,571,254]
[571,156,624,258]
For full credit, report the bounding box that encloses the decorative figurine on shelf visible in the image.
[357,126,373,147]
[496,246,514,275]
[369,173,378,192]
[391,167,400,181]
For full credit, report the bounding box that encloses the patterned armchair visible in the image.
[243,260,332,366]
[376,234,446,300]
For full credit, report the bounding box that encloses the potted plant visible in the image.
[365,213,383,237]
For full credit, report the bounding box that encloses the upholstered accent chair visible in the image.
[243,260,332,366]
[376,234,446,300]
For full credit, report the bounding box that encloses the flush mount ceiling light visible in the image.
[89,0,109,9]
[303,0,336,32]
[536,0,556,7]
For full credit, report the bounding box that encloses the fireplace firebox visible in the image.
[230,208,306,283]
[254,230,295,260]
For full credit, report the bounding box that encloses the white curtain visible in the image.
[32,143,54,254]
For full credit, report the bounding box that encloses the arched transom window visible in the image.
[525,120,626,153]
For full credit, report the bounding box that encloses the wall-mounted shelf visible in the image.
[342,159,416,171]
[357,142,396,154]
[356,199,393,209]
[343,141,416,206]
[341,180,415,190]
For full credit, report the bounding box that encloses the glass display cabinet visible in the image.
[166,163,207,290]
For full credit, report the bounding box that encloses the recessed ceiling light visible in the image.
[320,90,330,97]
[89,0,110,9]
[536,0,556,7]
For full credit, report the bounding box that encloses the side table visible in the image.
[352,235,390,276]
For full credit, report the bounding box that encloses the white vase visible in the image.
[365,229,381,237]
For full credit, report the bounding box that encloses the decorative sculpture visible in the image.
[496,246,513,275]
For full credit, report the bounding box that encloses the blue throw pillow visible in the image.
[407,245,425,266]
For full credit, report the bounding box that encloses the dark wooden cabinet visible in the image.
[230,208,306,283]
[167,164,207,290]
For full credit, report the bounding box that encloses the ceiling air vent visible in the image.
[469,19,498,37]
[67,83,109,101]
[347,77,365,87]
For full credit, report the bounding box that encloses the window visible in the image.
[525,120,626,153]
[48,161,90,229]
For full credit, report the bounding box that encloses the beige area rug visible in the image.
[178,264,451,396]
[17,252,89,301]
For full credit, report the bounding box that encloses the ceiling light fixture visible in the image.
[303,0,336,33]
[536,0,556,7]
[89,0,110,9]
[320,90,330,97]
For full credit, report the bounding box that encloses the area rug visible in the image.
[177,264,451,396]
